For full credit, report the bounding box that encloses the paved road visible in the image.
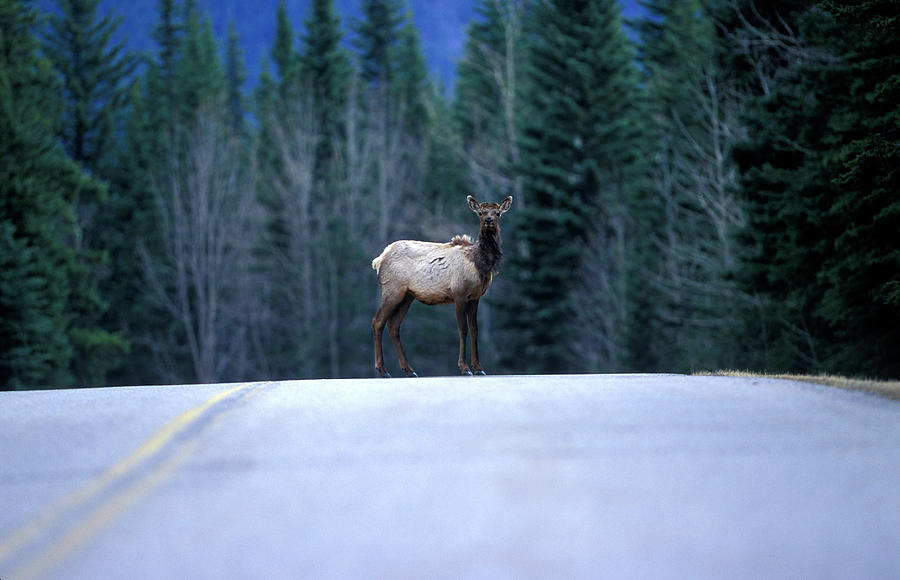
[2,374,899,579]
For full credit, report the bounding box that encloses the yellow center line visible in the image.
[12,437,203,580]
[0,381,266,573]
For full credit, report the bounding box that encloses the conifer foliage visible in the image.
[1,0,123,388]
[43,0,137,171]
[636,0,744,371]
[735,0,900,376]
[3,0,900,388]
[500,0,644,373]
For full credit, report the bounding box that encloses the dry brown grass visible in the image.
[698,370,900,401]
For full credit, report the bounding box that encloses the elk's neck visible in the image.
[474,227,503,275]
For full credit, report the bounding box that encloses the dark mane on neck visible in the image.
[473,227,503,278]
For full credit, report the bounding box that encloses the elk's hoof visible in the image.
[379,371,392,378]
[475,370,486,376]
[462,370,473,376]
[407,371,418,378]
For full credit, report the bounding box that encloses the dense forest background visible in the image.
[46,0,485,91]
[2,0,898,389]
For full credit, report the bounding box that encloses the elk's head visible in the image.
[467,195,512,232]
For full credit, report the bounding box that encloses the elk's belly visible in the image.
[415,292,454,306]
[408,278,455,305]
[409,280,487,306]
[393,244,485,305]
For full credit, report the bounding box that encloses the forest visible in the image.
[2,0,898,389]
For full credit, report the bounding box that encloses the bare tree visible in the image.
[259,76,432,378]
[141,103,258,383]
[263,91,322,377]
[571,209,629,371]
[365,89,430,248]
[719,0,839,96]
[638,5,750,370]
[457,0,524,203]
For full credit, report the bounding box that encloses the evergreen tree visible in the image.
[423,88,469,217]
[454,0,524,204]
[298,0,350,171]
[353,0,430,246]
[727,0,896,375]
[392,10,429,131]
[255,2,321,378]
[500,0,644,373]
[131,0,259,383]
[105,0,247,384]
[225,21,246,134]
[151,0,180,142]
[100,79,162,386]
[272,0,297,91]
[42,0,137,173]
[253,60,280,198]
[154,0,180,79]
[99,0,184,386]
[456,0,505,145]
[817,1,899,376]
[1,0,123,388]
[176,0,224,116]
[736,75,837,373]
[355,0,403,87]
[39,0,136,384]
[635,0,745,371]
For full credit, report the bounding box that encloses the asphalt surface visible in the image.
[1,374,899,579]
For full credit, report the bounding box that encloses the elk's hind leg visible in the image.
[387,293,417,377]
[373,287,407,378]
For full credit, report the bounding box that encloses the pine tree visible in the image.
[1,0,71,387]
[42,0,137,173]
[298,0,350,170]
[99,80,160,386]
[817,1,900,376]
[392,10,429,132]
[136,1,259,383]
[1,0,123,388]
[151,0,180,143]
[272,0,297,92]
[454,0,524,198]
[99,0,184,386]
[225,22,246,134]
[499,0,644,373]
[715,0,900,377]
[176,0,224,116]
[635,0,747,371]
[255,1,326,378]
[455,0,505,145]
[103,0,258,384]
[355,0,403,87]
[39,0,136,384]
[730,1,850,374]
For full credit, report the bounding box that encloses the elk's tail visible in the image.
[372,253,385,275]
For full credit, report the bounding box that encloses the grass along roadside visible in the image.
[699,370,900,401]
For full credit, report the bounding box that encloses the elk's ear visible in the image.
[467,195,480,213]
[499,196,512,214]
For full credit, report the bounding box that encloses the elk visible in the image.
[372,195,513,377]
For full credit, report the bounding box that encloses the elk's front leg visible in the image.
[466,299,486,375]
[455,300,472,375]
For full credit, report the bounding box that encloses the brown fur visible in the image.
[372,195,512,377]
